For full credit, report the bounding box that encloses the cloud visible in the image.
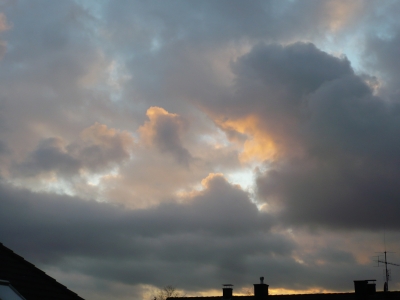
[106,1,369,120]
[0,139,9,155]
[138,107,192,166]
[365,27,400,95]
[208,42,400,230]
[0,12,10,59]
[201,42,353,162]
[14,123,134,178]
[0,0,131,164]
[100,130,242,208]
[318,0,364,33]
[0,176,391,297]
[0,13,10,33]
[0,174,289,291]
[75,123,134,171]
[15,137,81,177]
[2,1,400,298]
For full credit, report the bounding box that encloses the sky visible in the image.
[1,0,400,299]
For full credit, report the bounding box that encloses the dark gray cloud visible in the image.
[15,137,82,176]
[0,175,273,257]
[233,42,353,97]
[0,176,386,296]
[102,0,359,55]
[0,140,9,155]
[13,123,134,178]
[205,42,353,122]
[210,41,400,229]
[139,107,192,166]
[103,0,358,117]
[0,0,130,159]
[0,175,289,290]
[364,29,400,99]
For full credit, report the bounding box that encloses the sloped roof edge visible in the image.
[0,242,85,300]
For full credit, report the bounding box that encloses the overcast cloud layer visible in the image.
[1,1,400,299]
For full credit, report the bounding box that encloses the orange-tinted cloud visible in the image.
[214,115,278,164]
[0,13,10,60]
[138,106,192,165]
[0,13,10,33]
[324,0,363,32]
[80,122,134,154]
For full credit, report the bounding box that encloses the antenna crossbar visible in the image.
[374,260,400,267]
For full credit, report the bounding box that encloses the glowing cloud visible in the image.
[324,0,363,32]
[215,115,278,164]
[138,106,192,165]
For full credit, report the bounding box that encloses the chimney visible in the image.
[354,280,376,299]
[254,277,268,299]
[222,284,233,299]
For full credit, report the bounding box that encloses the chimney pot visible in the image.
[254,277,268,299]
[222,284,233,299]
[354,280,376,299]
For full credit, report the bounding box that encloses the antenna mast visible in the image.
[374,251,400,292]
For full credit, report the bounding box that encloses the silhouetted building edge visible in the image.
[0,242,85,300]
[167,276,400,300]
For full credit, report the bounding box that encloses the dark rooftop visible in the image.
[0,242,84,300]
[168,292,400,300]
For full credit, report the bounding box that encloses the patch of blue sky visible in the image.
[84,57,131,103]
[74,0,107,20]
[150,37,162,53]
[43,181,76,197]
[6,175,76,197]
[107,59,132,102]
[226,168,265,210]
[315,33,364,74]
[85,167,119,187]
[226,168,254,191]
[30,177,77,197]
[235,159,277,209]
[198,128,232,149]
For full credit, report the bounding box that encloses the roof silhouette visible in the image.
[168,292,400,299]
[0,242,84,300]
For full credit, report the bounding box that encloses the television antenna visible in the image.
[373,251,399,292]
[373,232,400,292]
